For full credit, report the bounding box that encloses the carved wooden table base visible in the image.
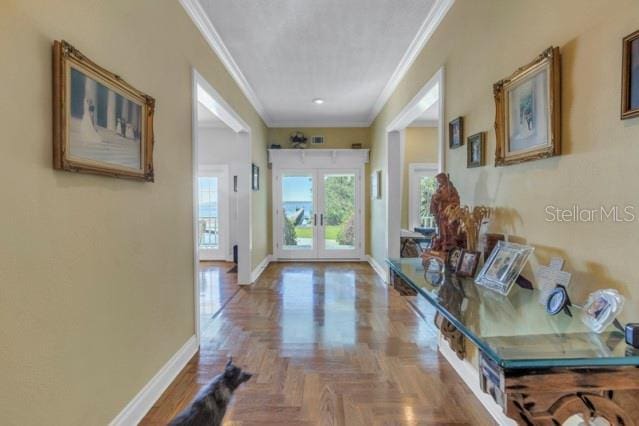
[503,368,639,425]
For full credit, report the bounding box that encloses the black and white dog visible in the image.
[169,358,252,426]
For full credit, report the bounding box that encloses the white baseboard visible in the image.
[438,336,516,426]
[109,335,198,426]
[366,255,388,283]
[249,255,272,284]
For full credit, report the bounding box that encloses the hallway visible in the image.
[141,263,493,425]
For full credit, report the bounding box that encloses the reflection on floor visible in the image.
[199,261,238,324]
[141,262,493,425]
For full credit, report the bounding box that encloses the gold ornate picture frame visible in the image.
[622,30,639,120]
[53,40,155,181]
[494,47,561,166]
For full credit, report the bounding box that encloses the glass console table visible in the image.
[387,257,639,425]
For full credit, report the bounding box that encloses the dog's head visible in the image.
[223,358,252,391]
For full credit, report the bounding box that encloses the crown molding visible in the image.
[366,0,454,125]
[267,121,371,128]
[179,0,271,125]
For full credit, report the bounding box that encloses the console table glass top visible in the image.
[387,257,639,369]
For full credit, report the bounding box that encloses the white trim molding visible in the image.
[438,336,516,426]
[367,255,388,283]
[109,335,198,426]
[180,0,270,124]
[249,255,272,284]
[268,121,370,128]
[367,0,454,123]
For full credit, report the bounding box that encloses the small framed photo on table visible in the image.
[456,250,480,278]
[447,247,463,272]
[475,241,534,296]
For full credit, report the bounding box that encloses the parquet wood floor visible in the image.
[141,262,494,425]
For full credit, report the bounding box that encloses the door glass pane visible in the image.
[282,174,313,249]
[323,174,355,250]
[419,175,436,228]
[198,177,218,249]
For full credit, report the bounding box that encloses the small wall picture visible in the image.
[456,250,480,277]
[53,40,155,181]
[494,47,561,166]
[371,170,382,199]
[251,163,259,191]
[449,117,464,149]
[467,132,485,168]
[622,30,639,119]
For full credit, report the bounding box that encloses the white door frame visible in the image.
[269,149,369,261]
[384,67,445,273]
[198,165,230,261]
[191,69,252,343]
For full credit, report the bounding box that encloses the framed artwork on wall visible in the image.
[467,132,485,168]
[252,163,259,191]
[371,170,382,199]
[493,47,561,166]
[52,40,155,181]
[622,30,639,119]
[449,117,464,149]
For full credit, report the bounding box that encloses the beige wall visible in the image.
[267,127,372,253]
[370,0,639,322]
[0,1,267,424]
[401,127,438,229]
[268,127,370,150]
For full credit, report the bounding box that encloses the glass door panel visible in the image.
[280,172,315,257]
[198,176,219,250]
[318,170,360,258]
[322,173,355,250]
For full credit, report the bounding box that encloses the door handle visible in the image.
[314,214,317,226]
[320,214,324,226]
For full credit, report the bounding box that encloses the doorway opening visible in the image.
[385,67,444,268]
[192,70,252,341]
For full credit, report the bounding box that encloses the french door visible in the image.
[276,168,361,259]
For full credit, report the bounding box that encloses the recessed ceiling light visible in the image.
[312,98,324,105]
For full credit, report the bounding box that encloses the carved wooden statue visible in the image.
[429,173,462,251]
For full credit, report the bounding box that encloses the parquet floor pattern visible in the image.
[141,262,494,425]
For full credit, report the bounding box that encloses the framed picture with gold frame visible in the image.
[53,40,155,181]
[493,47,561,166]
[622,30,639,120]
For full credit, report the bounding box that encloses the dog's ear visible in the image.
[226,357,233,368]
[239,372,252,384]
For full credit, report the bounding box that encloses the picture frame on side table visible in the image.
[622,30,639,119]
[475,241,534,296]
[447,247,463,272]
[467,132,485,168]
[449,117,464,149]
[494,46,561,166]
[456,250,481,278]
[52,40,155,181]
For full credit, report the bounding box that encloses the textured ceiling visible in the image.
[198,0,437,126]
